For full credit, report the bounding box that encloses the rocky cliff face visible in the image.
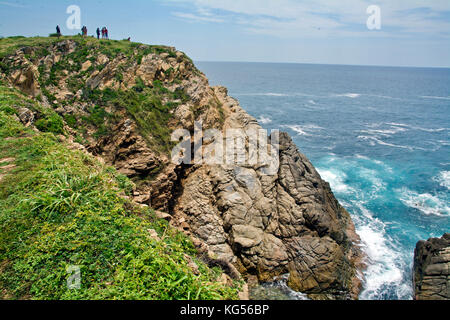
[0,37,365,299]
[413,234,450,300]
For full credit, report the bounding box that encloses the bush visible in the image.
[64,114,77,128]
[35,114,64,135]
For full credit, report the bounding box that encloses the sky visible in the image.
[0,0,449,67]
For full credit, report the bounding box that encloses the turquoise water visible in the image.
[196,62,450,300]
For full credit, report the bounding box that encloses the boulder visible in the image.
[17,107,34,127]
[413,233,450,300]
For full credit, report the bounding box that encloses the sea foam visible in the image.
[282,124,324,137]
[434,171,450,190]
[356,204,413,300]
[334,93,361,98]
[317,168,354,194]
[257,115,272,124]
[397,188,450,217]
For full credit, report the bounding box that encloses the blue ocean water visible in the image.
[196,62,450,300]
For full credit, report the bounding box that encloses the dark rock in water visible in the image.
[249,275,308,300]
[413,233,450,300]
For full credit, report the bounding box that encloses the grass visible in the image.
[0,35,178,62]
[0,87,241,300]
[0,37,241,300]
[81,83,183,154]
[0,35,196,156]
[0,84,65,135]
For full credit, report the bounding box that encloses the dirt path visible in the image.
[0,158,16,183]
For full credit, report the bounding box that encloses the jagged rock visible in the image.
[413,233,450,300]
[10,64,40,97]
[184,254,200,275]
[167,81,364,299]
[155,211,172,221]
[17,107,34,127]
[81,60,92,72]
[89,119,164,180]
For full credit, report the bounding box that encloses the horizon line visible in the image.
[1,34,448,70]
[195,60,450,70]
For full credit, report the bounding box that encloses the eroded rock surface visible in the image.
[414,233,450,300]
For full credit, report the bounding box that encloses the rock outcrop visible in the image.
[0,38,365,299]
[413,234,450,300]
[171,87,364,299]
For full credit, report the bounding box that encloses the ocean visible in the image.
[196,61,450,300]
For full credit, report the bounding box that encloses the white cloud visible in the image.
[0,1,28,8]
[164,0,450,38]
[172,11,225,23]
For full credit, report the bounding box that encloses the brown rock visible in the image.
[414,233,450,300]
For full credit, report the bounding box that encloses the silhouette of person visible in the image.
[56,25,61,37]
[96,28,100,39]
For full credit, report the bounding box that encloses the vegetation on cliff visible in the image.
[0,35,364,300]
[0,84,240,300]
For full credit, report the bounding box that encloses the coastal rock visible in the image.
[413,233,450,300]
[173,129,364,299]
[0,39,365,299]
[17,107,35,127]
[10,64,40,97]
[89,119,164,179]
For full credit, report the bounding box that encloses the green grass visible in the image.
[0,36,195,156]
[0,88,241,300]
[0,38,240,300]
[0,85,65,135]
[81,84,182,154]
[35,114,65,135]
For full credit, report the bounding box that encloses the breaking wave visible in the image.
[397,188,450,217]
[257,115,272,124]
[282,124,325,137]
[434,171,450,190]
[356,204,413,300]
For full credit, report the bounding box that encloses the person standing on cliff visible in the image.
[105,27,109,40]
[56,25,61,37]
[96,28,100,39]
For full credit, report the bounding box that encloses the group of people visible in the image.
[55,25,110,40]
[81,26,88,36]
[97,27,109,39]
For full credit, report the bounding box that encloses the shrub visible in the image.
[35,114,64,135]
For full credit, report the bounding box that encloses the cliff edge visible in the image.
[0,36,365,299]
[413,234,450,300]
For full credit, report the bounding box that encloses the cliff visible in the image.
[0,36,365,300]
[413,234,450,300]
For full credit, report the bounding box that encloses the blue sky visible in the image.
[0,0,449,67]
